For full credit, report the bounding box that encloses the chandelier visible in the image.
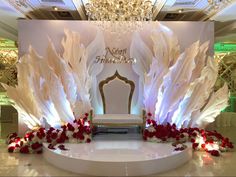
[207,0,232,9]
[85,0,153,21]
[85,0,153,37]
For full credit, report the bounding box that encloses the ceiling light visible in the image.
[53,6,58,11]
[85,0,153,21]
[85,0,153,38]
[178,9,183,13]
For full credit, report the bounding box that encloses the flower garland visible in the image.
[6,112,234,157]
[144,114,234,157]
[6,113,92,154]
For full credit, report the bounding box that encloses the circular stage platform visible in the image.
[43,141,192,176]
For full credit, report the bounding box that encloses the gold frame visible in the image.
[99,70,135,114]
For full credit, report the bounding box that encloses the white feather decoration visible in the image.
[2,29,96,129]
[191,83,229,127]
[142,22,180,115]
[155,41,199,124]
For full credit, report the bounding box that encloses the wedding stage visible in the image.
[5,20,234,177]
[43,141,192,176]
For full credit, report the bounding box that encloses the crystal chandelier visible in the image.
[85,0,153,21]
[208,0,232,9]
[85,0,153,37]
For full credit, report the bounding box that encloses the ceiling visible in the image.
[0,0,235,42]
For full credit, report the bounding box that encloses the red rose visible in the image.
[20,146,29,154]
[47,139,52,143]
[8,146,15,153]
[210,150,220,157]
[192,143,199,150]
[36,132,43,139]
[67,123,75,131]
[51,132,58,139]
[228,142,234,149]
[61,125,67,130]
[147,119,152,125]
[85,128,91,135]
[28,133,34,141]
[79,134,85,140]
[147,113,152,117]
[208,139,214,144]
[8,132,18,139]
[86,138,91,143]
[49,127,55,132]
[72,132,77,138]
[39,128,45,133]
[143,129,149,137]
[48,144,55,150]
[85,113,89,117]
[201,144,206,149]
[58,144,68,150]
[56,137,65,144]
[31,142,42,150]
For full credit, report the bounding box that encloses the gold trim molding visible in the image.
[99,70,135,114]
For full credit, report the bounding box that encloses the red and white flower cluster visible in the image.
[6,113,92,153]
[144,114,234,157]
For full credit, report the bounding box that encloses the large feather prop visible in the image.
[132,23,229,128]
[171,57,218,128]
[191,83,229,128]
[155,41,199,124]
[142,22,180,115]
[2,29,103,129]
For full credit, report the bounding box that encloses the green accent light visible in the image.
[214,43,236,52]
[0,92,12,105]
[222,96,236,112]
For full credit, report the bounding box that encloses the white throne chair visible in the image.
[90,71,145,130]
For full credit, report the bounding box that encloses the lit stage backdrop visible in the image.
[4,20,228,134]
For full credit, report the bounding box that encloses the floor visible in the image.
[0,127,235,176]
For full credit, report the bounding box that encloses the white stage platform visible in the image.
[43,140,192,176]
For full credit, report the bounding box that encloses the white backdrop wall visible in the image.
[18,20,214,134]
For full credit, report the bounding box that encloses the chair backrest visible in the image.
[99,71,135,114]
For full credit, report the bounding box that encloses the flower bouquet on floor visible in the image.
[143,117,234,157]
[6,113,92,154]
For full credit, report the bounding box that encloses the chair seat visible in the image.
[92,114,143,124]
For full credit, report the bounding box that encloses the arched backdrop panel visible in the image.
[18,20,214,134]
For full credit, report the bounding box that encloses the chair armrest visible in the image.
[142,109,146,128]
[89,109,94,122]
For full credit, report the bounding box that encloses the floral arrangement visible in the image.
[144,114,234,157]
[6,113,92,154]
